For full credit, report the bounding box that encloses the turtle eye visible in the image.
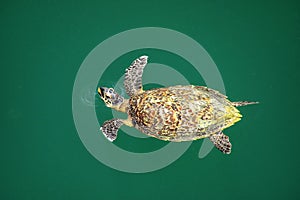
[108,88,114,93]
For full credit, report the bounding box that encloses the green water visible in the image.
[1,1,299,199]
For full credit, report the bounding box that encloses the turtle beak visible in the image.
[98,87,105,97]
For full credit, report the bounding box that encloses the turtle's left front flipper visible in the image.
[209,132,232,154]
[101,119,124,142]
[100,118,133,142]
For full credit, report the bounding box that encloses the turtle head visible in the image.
[98,87,124,109]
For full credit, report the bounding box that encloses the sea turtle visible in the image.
[98,55,257,154]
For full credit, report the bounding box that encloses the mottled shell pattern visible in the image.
[128,85,241,141]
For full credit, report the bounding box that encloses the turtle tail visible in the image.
[232,101,259,107]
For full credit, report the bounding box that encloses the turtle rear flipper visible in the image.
[209,132,232,154]
[124,55,148,96]
[100,119,124,142]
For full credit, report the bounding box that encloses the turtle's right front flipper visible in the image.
[100,118,133,142]
[124,55,148,96]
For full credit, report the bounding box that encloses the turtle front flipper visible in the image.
[100,118,133,142]
[209,132,232,154]
[124,55,148,96]
[100,119,123,142]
